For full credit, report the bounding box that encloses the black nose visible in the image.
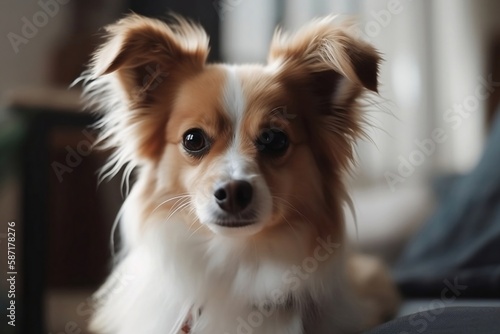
[214,180,253,214]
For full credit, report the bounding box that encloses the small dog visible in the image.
[81,14,399,334]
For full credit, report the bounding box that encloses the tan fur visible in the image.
[82,13,399,334]
[348,254,401,326]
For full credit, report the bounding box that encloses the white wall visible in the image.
[431,0,486,173]
[358,0,500,183]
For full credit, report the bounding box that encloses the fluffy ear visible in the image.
[81,14,209,179]
[268,16,380,100]
[267,16,381,172]
[92,13,209,103]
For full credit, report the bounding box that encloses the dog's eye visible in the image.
[256,129,289,155]
[183,128,210,156]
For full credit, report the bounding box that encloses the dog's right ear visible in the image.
[91,13,209,104]
[81,14,209,178]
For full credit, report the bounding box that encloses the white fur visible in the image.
[192,67,273,237]
[222,65,246,130]
[82,17,377,334]
[89,174,367,334]
[86,66,369,334]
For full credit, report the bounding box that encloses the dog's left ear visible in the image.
[268,16,381,104]
[267,17,381,172]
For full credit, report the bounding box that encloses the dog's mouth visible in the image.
[202,210,267,236]
[214,219,256,228]
[212,212,259,228]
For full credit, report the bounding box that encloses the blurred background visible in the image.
[1,0,499,333]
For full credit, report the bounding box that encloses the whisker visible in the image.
[272,196,311,224]
[281,213,300,240]
[163,201,192,223]
[270,195,306,241]
[188,224,205,239]
[152,194,191,213]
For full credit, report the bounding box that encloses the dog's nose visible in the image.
[214,180,253,214]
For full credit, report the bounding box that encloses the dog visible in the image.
[80,13,400,334]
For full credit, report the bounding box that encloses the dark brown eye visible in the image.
[256,129,289,156]
[183,128,210,157]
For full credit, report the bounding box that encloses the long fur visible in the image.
[80,14,398,334]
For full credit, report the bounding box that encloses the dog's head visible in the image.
[83,14,379,242]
